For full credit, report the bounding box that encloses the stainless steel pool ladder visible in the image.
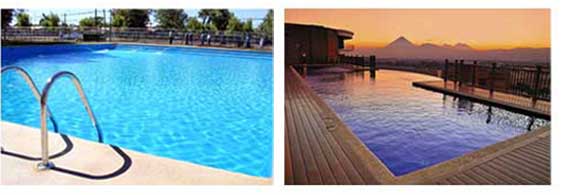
[1,66,59,132]
[37,71,104,170]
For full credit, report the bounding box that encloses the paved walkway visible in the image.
[1,122,271,185]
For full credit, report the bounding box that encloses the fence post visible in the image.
[370,55,376,78]
[490,62,497,97]
[532,65,542,106]
[444,59,449,83]
[472,61,477,86]
[459,60,464,86]
[454,60,459,85]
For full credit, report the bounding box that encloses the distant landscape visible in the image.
[348,36,550,64]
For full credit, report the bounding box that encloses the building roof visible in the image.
[285,23,353,39]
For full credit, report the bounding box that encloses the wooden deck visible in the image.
[285,66,394,185]
[285,66,551,185]
[396,126,550,185]
[434,133,550,185]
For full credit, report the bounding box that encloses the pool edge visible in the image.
[288,65,550,184]
[1,121,272,185]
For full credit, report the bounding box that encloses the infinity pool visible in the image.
[303,67,549,176]
[1,44,273,177]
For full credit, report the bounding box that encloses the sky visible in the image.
[285,9,550,50]
[17,9,270,27]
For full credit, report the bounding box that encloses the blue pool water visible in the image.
[304,68,549,176]
[1,44,273,177]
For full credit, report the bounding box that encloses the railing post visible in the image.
[454,60,459,85]
[370,55,376,78]
[444,59,449,83]
[472,60,478,86]
[532,65,542,106]
[490,62,497,97]
[459,60,464,86]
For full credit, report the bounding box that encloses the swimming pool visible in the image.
[1,44,273,177]
[303,67,549,176]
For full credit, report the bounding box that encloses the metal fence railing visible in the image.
[337,55,550,102]
[442,60,550,101]
[2,26,273,49]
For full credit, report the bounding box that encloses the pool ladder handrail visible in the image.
[37,71,103,170]
[1,66,59,132]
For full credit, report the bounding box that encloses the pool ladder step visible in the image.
[1,66,104,170]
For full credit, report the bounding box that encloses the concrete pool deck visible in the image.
[285,65,550,185]
[1,121,271,185]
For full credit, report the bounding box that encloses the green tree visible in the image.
[15,12,31,27]
[39,13,60,27]
[198,9,216,25]
[111,9,150,28]
[226,14,242,32]
[187,17,203,31]
[1,9,15,28]
[257,9,273,35]
[204,23,218,31]
[243,19,253,32]
[155,9,187,29]
[198,9,231,31]
[79,16,104,27]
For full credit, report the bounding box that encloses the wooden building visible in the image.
[285,23,353,65]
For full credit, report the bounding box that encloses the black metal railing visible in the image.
[2,26,273,49]
[442,59,550,101]
[337,56,550,102]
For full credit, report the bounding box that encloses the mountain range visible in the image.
[350,36,550,63]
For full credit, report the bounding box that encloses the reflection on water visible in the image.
[304,67,549,176]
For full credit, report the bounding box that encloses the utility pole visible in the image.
[95,9,98,28]
[109,9,112,41]
[103,9,106,27]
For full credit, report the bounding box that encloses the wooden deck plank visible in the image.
[292,67,385,184]
[289,88,324,184]
[431,133,550,185]
[284,109,295,185]
[291,71,368,184]
[293,79,356,184]
[453,173,480,185]
[470,166,509,185]
[511,148,550,167]
[285,66,383,185]
[285,82,310,184]
[494,156,549,184]
[490,157,543,184]
[461,169,494,185]
[487,161,536,184]
[478,163,524,184]
[289,78,337,184]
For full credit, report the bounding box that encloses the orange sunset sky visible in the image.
[285,9,550,50]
